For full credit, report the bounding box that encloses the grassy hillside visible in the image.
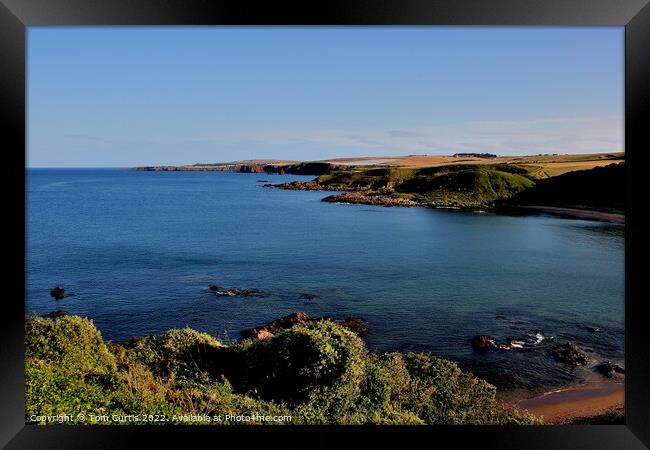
[274,159,624,212]
[25,315,541,425]
[307,164,535,207]
[135,153,624,178]
[504,162,625,212]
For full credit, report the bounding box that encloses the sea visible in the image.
[26,168,625,391]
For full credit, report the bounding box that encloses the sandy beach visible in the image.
[505,381,624,424]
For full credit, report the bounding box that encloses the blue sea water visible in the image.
[26,168,625,390]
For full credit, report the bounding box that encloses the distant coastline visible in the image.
[134,152,625,222]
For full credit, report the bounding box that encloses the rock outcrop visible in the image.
[549,342,589,366]
[471,335,527,351]
[240,312,313,340]
[338,317,369,334]
[50,287,65,299]
[322,191,417,207]
[266,180,345,191]
[471,335,497,351]
[594,361,625,378]
[240,312,369,340]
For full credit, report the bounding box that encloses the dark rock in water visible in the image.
[256,180,271,183]
[472,334,530,351]
[50,287,65,299]
[214,287,261,297]
[42,310,66,319]
[595,361,625,378]
[502,338,526,350]
[299,293,319,301]
[231,288,259,296]
[549,342,589,366]
[209,284,221,292]
[585,326,601,333]
[240,311,313,340]
[338,317,369,334]
[472,335,498,351]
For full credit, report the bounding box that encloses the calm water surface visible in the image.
[26,169,625,390]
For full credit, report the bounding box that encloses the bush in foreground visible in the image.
[25,315,541,425]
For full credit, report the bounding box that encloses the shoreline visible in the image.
[514,205,625,224]
[267,181,625,224]
[501,380,624,424]
[34,308,625,424]
[311,188,626,225]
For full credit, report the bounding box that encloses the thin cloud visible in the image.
[197,115,623,155]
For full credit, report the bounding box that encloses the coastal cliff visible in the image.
[269,164,535,208]
[133,161,332,176]
[133,154,625,218]
[267,162,625,216]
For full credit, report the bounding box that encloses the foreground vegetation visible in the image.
[26,315,542,425]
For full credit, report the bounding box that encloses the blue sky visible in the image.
[28,27,623,167]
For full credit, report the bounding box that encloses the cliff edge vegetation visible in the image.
[272,162,625,212]
[274,164,536,208]
[26,315,541,425]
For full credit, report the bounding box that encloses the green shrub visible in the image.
[25,315,545,426]
[26,315,116,376]
[25,315,180,423]
[175,378,292,425]
[370,352,500,425]
[125,327,224,383]
[500,408,545,425]
[239,321,366,420]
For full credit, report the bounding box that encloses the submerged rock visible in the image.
[41,310,66,319]
[549,342,589,366]
[595,361,625,378]
[50,287,65,299]
[338,317,369,334]
[213,287,261,297]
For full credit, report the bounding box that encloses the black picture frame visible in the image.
[2,0,649,448]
